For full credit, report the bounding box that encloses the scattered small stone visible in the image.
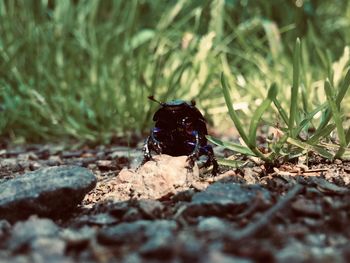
[292,197,323,217]
[61,226,96,252]
[191,180,210,191]
[172,189,195,202]
[97,220,177,246]
[282,223,309,238]
[212,170,238,183]
[173,231,205,260]
[197,217,233,240]
[31,237,66,257]
[7,216,60,252]
[276,241,310,263]
[334,159,342,165]
[305,233,326,247]
[302,217,321,228]
[108,201,130,218]
[107,147,137,159]
[27,152,39,161]
[0,219,11,238]
[242,168,260,184]
[96,160,114,170]
[312,177,349,195]
[77,213,118,226]
[183,182,271,218]
[29,161,41,171]
[46,155,63,166]
[122,208,143,222]
[139,232,174,259]
[0,158,27,173]
[206,251,253,263]
[61,151,83,159]
[137,200,164,219]
[35,148,51,160]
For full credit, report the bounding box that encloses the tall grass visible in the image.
[0,0,349,144]
[211,39,350,166]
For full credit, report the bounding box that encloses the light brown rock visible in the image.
[107,155,200,201]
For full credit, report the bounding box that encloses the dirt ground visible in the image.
[0,141,350,262]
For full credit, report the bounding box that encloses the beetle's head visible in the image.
[148,95,195,110]
[149,96,197,125]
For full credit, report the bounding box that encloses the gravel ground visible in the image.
[0,143,350,262]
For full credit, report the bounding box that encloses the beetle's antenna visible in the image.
[190,99,196,106]
[148,95,165,106]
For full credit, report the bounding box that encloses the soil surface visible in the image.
[0,142,350,262]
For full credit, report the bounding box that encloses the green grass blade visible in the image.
[340,148,350,160]
[217,158,246,168]
[324,80,346,147]
[336,68,350,105]
[295,103,328,135]
[287,137,334,159]
[289,38,301,137]
[207,135,255,156]
[248,83,277,146]
[220,73,250,145]
[272,97,289,125]
[221,73,269,161]
[346,128,350,145]
[307,123,336,145]
[317,68,350,131]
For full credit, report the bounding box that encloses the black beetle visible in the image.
[143,96,218,175]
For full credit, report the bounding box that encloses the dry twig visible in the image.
[229,184,304,241]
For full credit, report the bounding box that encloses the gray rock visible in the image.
[139,232,174,259]
[175,231,206,262]
[97,220,177,245]
[137,199,164,219]
[138,220,178,259]
[61,226,96,253]
[196,217,235,248]
[0,219,11,237]
[7,217,60,252]
[31,237,66,257]
[108,201,130,218]
[197,217,231,234]
[122,207,143,222]
[291,197,323,217]
[0,254,74,263]
[275,240,311,263]
[0,166,97,221]
[205,251,253,263]
[61,226,96,243]
[77,213,118,226]
[184,182,271,217]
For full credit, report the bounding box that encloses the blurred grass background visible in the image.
[0,0,349,144]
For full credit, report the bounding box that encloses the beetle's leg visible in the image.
[142,136,153,164]
[186,131,200,169]
[201,145,219,176]
[151,127,163,154]
[142,128,162,164]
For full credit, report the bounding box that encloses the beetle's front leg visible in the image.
[186,131,200,169]
[142,136,152,163]
[142,136,153,164]
[150,127,163,154]
[142,128,163,165]
[201,145,219,176]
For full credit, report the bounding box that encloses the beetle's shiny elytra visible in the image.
[143,96,218,175]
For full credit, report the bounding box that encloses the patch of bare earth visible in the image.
[0,143,350,262]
